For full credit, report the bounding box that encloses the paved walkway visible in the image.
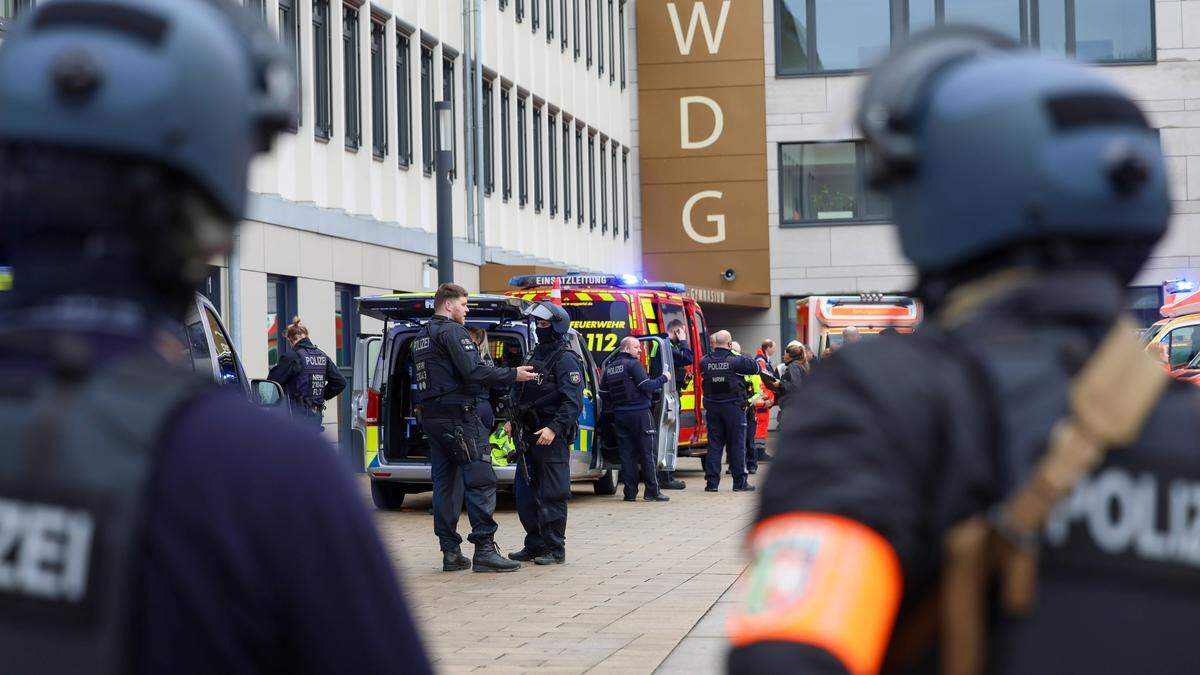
[367,458,757,674]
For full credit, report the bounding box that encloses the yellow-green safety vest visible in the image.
[489,427,514,466]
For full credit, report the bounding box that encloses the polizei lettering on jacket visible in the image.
[303,355,327,367]
[1045,467,1200,568]
[0,497,96,604]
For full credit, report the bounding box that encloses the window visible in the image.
[608,0,615,83]
[777,0,892,75]
[0,0,32,23]
[267,275,297,368]
[533,105,544,212]
[622,148,630,240]
[198,266,222,312]
[546,0,554,41]
[443,56,457,178]
[576,125,585,227]
[1163,325,1200,370]
[561,0,568,50]
[586,0,593,66]
[563,119,572,222]
[611,143,619,238]
[597,0,604,76]
[397,32,412,166]
[517,0,525,22]
[313,0,333,140]
[370,20,387,158]
[420,45,434,174]
[518,95,528,206]
[185,310,214,379]
[500,0,508,8]
[548,112,558,217]
[483,79,495,195]
[574,0,582,60]
[1054,0,1153,62]
[1127,286,1164,330]
[205,307,243,387]
[278,0,301,131]
[502,87,512,200]
[532,0,539,31]
[600,137,608,233]
[619,0,626,89]
[588,132,596,230]
[343,6,361,151]
[779,142,892,225]
[335,284,360,367]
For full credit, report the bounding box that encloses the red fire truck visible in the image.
[508,273,713,456]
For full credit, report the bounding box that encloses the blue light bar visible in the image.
[507,273,686,294]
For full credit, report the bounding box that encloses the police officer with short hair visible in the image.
[600,336,671,502]
[411,283,536,573]
[509,301,585,565]
[0,2,431,672]
[729,28,1196,674]
[700,331,759,492]
[659,319,692,490]
[267,317,347,429]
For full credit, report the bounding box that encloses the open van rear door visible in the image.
[641,336,680,472]
[351,335,382,470]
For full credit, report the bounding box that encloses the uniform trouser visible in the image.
[424,415,499,551]
[613,410,660,499]
[704,403,748,488]
[744,406,758,471]
[514,439,571,555]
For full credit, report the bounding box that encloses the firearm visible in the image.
[495,392,532,484]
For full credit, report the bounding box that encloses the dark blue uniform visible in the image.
[267,337,346,429]
[600,351,667,499]
[0,331,431,675]
[515,337,584,560]
[700,347,758,490]
[411,315,518,554]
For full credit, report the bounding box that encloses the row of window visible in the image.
[777,0,1156,76]
[501,0,629,89]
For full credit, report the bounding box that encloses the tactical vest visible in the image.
[411,319,482,405]
[701,350,742,404]
[600,354,638,408]
[0,338,205,675]
[518,339,580,436]
[289,343,329,409]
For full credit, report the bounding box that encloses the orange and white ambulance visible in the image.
[507,273,714,456]
[1140,280,1200,373]
[795,294,923,357]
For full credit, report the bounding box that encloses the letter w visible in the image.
[666,1,731,56]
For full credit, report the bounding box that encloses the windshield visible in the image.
[566,299,631,361]
[1140,320,1167,347]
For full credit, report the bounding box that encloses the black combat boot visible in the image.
[533,550,566,565]
[473,541,521,572]
[442,546,471,572]
[644,494,669,502]
[660,479,686,490]
[508,547,542,562]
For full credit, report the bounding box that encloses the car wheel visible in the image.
[593,470,617,496]
[371,480,407,510]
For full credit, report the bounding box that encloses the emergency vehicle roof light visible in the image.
[620,273,641,286]
[508,273,684,293]
[1165,278,1194,294]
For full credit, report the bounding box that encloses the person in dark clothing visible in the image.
[0,2,432,672]
[411,283,535,573]
[659,319,692,490]
[764,341,809,433]
[510,301,585,566]
[267,317,347,429]
[600,336,672,502]
[700,330,759,492]
[728,29,1193,674]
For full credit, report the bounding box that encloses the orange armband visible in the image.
[728,513,903,675]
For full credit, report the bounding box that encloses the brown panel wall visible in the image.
[636,0,769,297]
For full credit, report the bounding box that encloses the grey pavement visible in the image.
[364,457,760,674]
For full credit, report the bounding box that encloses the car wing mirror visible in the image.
[251,379,288,409]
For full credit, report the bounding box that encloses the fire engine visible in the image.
[1141,279,1200,376]
[795,294,922,356]
[507,273,713,456]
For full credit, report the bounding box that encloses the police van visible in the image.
[349,292,681,510]
[181,292,287,409]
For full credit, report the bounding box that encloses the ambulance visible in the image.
[506,273,713,457]
[795,294,922,357]
[1140,279,1200,372]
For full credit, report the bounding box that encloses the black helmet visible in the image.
[858,27,1169,275]
[526,301,572,337]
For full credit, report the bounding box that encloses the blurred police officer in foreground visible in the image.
[267,317,347,429]
[729,28,1196,674]
[510,302,584,565]
[411,283,535,573]
[700,331,759,492]
[0,1,431,672]
[658,319,692,490]
[600,336,671,502]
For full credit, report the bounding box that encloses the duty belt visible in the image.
[415,402,476,420]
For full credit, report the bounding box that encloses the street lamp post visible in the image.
[435,100,454,285]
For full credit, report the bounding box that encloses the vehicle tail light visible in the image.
[366,388,380,425]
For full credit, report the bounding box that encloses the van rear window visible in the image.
[566,300,631,361]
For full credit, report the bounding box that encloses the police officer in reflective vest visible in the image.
[700,331,759,492]
[600,336,671,502]
[411,283,535,573]
[267,317,347,429]
[659,319,693,490]
[729,28,1196,674]
[0,2,431,672]
[731,341,768,476]
[509,302,585,565]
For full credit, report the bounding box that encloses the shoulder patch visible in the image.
[568,371,582,385]
[460,337,477,351]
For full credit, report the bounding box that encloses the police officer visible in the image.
[600,336,671,502]
[0,2,431,672]
[509,301,585,565]
[267,317,347,429]
[728,28,1194,674]
[730,341,765,476]
[700,331,759,492]
[659,319,692,490]
[411,283,535,573]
